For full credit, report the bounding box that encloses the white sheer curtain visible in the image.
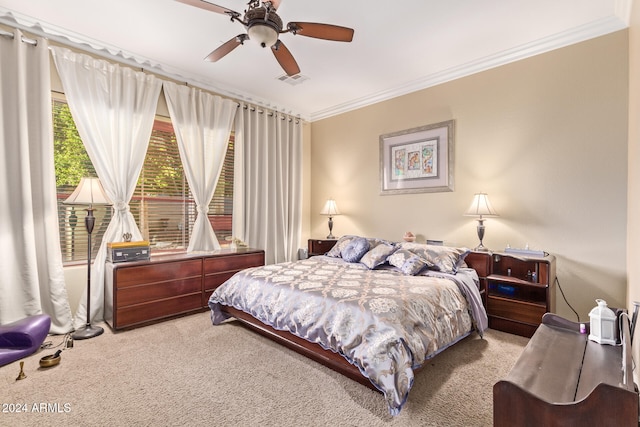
[163,82,237,252]
[0,30,73,333]
[233,106,302,264]
[51,47,162,328]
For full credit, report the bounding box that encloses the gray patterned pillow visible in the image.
[325,235,359,258]
[389,248,432,275]
[388,249,412,269]
[366,237,394,250]
[399,242,470,274]
[341,237,370,263]
[400,255,428,275]
[360,242,397,269]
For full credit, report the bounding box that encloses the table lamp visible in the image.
[320,198,340,239]
[464,192,498,251]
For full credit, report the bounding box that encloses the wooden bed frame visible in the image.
[219,251,492,390]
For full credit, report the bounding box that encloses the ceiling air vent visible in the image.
[277,74,309,86]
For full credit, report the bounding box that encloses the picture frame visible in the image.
[379,119,455,195]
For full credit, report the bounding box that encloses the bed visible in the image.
[208,236,490,415]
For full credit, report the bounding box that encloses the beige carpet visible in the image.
[1,311,528,426]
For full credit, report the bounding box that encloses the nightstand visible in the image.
[308,239,337,257]
[486,252,556,337]
[465,251,492,308]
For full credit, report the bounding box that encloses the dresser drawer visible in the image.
[488,296,547,325]
[204,270,237,304]
[115,293,202,327]
[204,252,264,274]
[115,259,202,288]
[116,277,202,307]
[204,270,238,291]
[203,252,264,306]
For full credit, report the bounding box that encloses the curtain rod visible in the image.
[239,104,299,123]
[0,28,37,45]
[52,81,297,123]
[0,14,304,122]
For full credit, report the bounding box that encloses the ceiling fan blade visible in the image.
[271,40,300,76]
[205,35,246,62]
[175,0,240,17]
[287,22,354,42]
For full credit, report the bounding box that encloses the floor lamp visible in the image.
[64,177,111,340]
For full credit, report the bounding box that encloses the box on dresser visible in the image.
[106,240,151,263]
[104,248,265,330]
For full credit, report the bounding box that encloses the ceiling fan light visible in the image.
[248,24,279,48]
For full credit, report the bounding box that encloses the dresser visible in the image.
[104,248,265,330]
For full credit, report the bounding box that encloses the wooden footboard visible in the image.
[222,305,378,390]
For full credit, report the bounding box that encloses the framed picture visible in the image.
[379,119,454,195]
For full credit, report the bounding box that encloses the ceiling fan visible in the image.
[176,0,354,76]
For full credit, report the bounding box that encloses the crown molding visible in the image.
[309,14,628,122]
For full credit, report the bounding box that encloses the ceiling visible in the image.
[0,0,631,121]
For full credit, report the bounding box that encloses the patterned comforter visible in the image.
[208,255,487,415]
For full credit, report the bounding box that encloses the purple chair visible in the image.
[0,314,51,367]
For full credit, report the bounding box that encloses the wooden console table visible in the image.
[493,313,638,426]
[104,248,264,330]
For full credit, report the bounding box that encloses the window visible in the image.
[53,99,234,263]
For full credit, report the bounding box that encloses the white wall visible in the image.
[309,31,629,321]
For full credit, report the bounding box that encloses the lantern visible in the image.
[588,299,617,345]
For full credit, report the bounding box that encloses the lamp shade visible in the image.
[64,177,111,206]
[320,199,341,216]
[464,193,498,218]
